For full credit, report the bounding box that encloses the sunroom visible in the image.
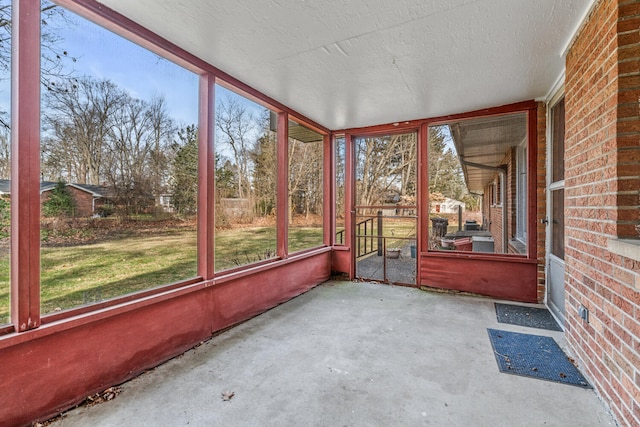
[2,0,639,426]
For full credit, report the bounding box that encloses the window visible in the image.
[550,98,565,259]
[39,5,199,316]
[489,183,496,206]
[493,176,503,206]
[551,98,565,183]
[335,136,346,245]
[288,120,324,253]
[428,112,529,255]
[0,0,10,325]
[516,141,527,242]
[214,86,277,271]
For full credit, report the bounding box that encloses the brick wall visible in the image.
[484,178,504,253]
[67,186,94,217]
[490,205,503,253]
[565,0,640,425]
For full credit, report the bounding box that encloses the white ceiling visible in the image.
[98,0,593,130]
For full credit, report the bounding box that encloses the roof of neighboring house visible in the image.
[441,198,465,206]
[40,181,59,193]
[0,180,107,198]
[67,183,108,198]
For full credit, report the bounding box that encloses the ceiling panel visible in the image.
[98,0,593,130]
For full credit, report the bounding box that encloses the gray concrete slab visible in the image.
[356,242,417,284]
[53,281,615,427]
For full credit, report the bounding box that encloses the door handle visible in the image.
[541,218,549,224]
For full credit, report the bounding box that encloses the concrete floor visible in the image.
[356,243,417,285]
[54,281,615,427]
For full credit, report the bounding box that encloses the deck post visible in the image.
[377,210,383,256]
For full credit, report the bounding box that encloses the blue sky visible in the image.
[0,3,200,129]
[0,2,274,152]
[58,9,200,127]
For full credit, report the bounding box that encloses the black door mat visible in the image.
[487,328,591,388]
[495,303,562,331]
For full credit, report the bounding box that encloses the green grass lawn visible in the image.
[40,229,198,318]
[0,225,324,325]
[215,226,277,271]
[354,216,417,252]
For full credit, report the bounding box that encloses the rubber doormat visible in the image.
[495,303,562,331]
[487,329,591,388]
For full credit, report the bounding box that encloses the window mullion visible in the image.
[323,134,331,246]
[276,112,288,258]
[11,0,42,331]
[198,73,215,279]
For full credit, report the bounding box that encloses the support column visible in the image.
[197,73,215,279]
[11,0,42,331]
[323,134,332,246]
[277,112,289,258]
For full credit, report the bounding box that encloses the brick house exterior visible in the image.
[563,1,640,425]
[39,182,108,217]
[479,141,528,256]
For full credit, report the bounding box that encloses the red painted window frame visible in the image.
[11,0,43,332]
[335,101,538,266]
[421,101,538,261]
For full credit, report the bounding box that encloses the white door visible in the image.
[547,97,566,325]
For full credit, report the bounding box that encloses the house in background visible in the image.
[431,197,465,215]
[0,180,109,217]
[1,1,638,426]
[40,182,110,217]
[449,113,529,255]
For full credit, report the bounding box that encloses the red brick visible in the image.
[618,30,640,47]
[615,178,639,195]
[619,74,640,91]
[619,2,640,20]
[618,118,640,134]
[633,403,640,427]
[618,15,640,34]
[618,58,640,75]
[617,103,640,118]
[627,317,640,341]
[617,208,639,222]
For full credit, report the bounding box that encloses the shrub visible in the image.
[0,196,9,239]
[42,181,75,217]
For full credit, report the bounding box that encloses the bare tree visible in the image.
[43,76,176,217]
[215,95,256,199]
[42,76,127,184]
[288,138,323,221]
[0,1,77,130]
[104,96,155,215]
[146,95,175,212]
[396,133,417,199]
[355,133,416,210]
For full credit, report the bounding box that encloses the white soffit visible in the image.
[98,0,593,130]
